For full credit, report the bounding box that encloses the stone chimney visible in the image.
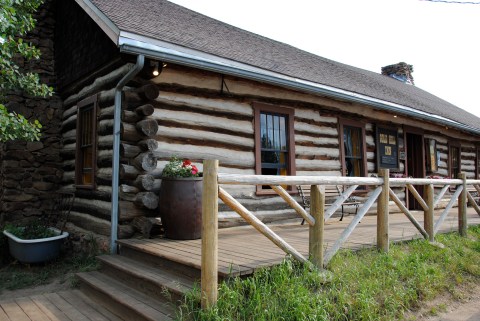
[381,62,414,85]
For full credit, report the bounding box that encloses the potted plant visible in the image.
[158,157,203,240]
[3,221,69,264]
[2,192,74,263]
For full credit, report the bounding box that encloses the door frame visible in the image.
[404,126,426,210]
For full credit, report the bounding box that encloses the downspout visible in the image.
[110,55,145,253]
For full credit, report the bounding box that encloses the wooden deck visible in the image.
[120,208,480,277]
[1,209,479,321]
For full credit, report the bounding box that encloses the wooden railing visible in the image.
[200,160,480,308]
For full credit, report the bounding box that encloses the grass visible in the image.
[178,225,480,321]
[0,254,99,292]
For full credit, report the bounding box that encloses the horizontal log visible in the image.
[121,143,141,158]
[152,109,253,135]
[128,84,160,100]
[120,200,156,219]
[156,92,253,117]
[64,64,133,107]
[218,174,383,186]
[122,122,143,142]
[120,189,137,202]
[131,216,154,238]
[121,164,140,180]
[155,125,253,149]
[98,165,141,181]
[153,142,254,168]
[68,211,134,238]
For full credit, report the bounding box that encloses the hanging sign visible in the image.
[376,126,399,170]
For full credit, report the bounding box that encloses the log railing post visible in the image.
[309,185,324,269]
[424,184,435,242]
[458,172,467,237]
[377,169,389,252]
[201,160,219,309]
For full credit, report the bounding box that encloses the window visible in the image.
[75,95,98,188]
[254,102,296,193]
[339,119,367,178]
[448,143,461,179]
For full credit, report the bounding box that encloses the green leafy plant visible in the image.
[162,156,202,178]
[4,220,56,240]
[0,0,53,142]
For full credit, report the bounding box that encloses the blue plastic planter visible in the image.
[3,228,69,264]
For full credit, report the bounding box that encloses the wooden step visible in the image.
[117,238,248,278]
[97,254,195,304]
[0,290,122,321]
[77,271,175,321]
[117,239,204,279]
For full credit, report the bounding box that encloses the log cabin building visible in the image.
[1,0,480,242]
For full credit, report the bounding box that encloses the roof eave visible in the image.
[75,0,120,45]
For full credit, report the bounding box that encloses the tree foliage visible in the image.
[0,0,53,142]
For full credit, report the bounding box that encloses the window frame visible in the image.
[448,142,461,179]
[339,118,368,180]
[253,102,296,195]
[75,94,98,189]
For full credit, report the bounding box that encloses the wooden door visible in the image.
[406,132,425,210]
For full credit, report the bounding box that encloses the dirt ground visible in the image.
[407,282,480,321]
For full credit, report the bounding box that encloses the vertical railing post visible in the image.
[458,172,467,237]
[201,160,219,309]
[309,185,324,269]
[424,184,435,242]
[377,169,389,252]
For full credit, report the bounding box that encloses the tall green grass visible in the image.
[179,225,480,321]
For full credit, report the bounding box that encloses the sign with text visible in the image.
[376,126,399,170]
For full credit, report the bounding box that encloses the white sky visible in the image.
[169,0,480,118]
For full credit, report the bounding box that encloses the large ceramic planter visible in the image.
[158,177,203,240]
[3,228,69,264]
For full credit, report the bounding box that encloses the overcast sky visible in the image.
[169,0,480,118]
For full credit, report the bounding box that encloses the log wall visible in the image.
[59,62,480,235]
[61,60,168,238]
[148,65,479,226]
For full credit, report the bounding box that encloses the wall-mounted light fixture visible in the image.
[139,60,168,79]
[152,62,160,77]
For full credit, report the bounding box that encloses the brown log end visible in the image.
[136,119,159,137]
[134,192,159,209]
[139,84,160,101]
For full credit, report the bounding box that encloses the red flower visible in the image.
[182,160,191,167]
[191,165,198,175]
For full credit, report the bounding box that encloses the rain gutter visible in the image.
[110,54,145,254]
[117,33,480,136]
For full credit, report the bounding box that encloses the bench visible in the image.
[298,185,361,224]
